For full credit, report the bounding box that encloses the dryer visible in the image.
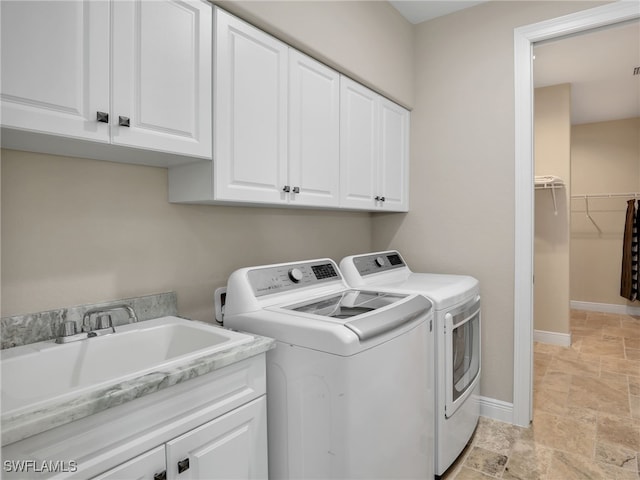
[224,258,434,480]
[339,250,480,477]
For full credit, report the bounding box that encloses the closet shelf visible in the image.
[534,175,565,189]
[534,175,565,215]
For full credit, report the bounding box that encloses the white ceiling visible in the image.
[388,1,488,24]
[534,21,640,125]
[389,1,640,125]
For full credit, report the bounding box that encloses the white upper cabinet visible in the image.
[340,76,409,212]
[340,77,379,210]
[379,97,410,211]
[288,50,340,207]
[0,0,110,143]
[111,0,212,158]
[172,8,340,207]
[2,1,408,211]
[213,8,289,204]
[1,0,212,163]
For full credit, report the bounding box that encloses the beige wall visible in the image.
[534,84,571,335]
[571,117,640,306]
[372,1,604,403]
[1,150,372,321]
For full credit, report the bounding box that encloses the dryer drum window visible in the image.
[451,310,480,402]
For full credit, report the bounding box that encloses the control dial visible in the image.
[375,257,385,267]
[288,268,304,283]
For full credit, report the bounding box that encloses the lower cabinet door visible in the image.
[165,397,267,480]
[91,445,166,480]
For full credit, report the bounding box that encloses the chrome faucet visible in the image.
[82,304,138,333]
[55,304,138,344]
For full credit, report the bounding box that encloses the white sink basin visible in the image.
[1,316,253,416]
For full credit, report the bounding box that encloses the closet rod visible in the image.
[571,192,640,200]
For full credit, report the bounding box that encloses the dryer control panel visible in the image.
[248,260,341,297]
[352,251,407,276]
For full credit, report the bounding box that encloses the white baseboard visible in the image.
[571,301,640,316]
[533,329,571,347]
[478,396,515,425]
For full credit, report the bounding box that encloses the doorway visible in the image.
[513,2,640,427]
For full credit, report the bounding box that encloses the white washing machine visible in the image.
[339,251,480,477]
[224,258,434,480]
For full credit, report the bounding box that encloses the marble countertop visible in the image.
[1,326,275,446]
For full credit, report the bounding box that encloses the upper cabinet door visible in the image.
[214,8,289,204]
[288,50,340,207]
[379,98,409,212]
[339,77,379,210]
[0,0,110,142]
[111,0,212,158]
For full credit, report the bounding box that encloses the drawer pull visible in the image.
[153,471,167,480]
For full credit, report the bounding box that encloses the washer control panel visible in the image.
[248,260,341,297]
[352,251,407,276]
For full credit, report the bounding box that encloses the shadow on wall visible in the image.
[370,212,409,251]
[535,189,569,244]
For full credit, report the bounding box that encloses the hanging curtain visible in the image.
[620,199,638,301]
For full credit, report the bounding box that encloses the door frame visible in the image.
[512,1,640,427]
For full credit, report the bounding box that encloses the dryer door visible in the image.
[444,296,481,418]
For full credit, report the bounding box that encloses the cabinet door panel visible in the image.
[0,0,109,142]
[214,9,288,204]
[288,51,340,207]
[379,98,409,211]
[166,397,268,480]
[91,445,166,480]
[339,77,378,209]
[111,0,211,158]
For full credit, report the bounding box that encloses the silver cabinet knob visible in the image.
[97,111,109,123]
[177,458,190,473]
[283,185,291,193]
[118,116,130,127]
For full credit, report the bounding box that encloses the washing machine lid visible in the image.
[280,290,424,341]
[284,290,405,318]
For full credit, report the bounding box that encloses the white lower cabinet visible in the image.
[1,355,268,480]
[91,446,166,480]
[165,398,267,480]
[93,398,267,480]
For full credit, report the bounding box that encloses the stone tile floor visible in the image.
[441,309,640,479]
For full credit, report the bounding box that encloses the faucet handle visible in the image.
[61,321,77,337]
[96,314,113,330]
